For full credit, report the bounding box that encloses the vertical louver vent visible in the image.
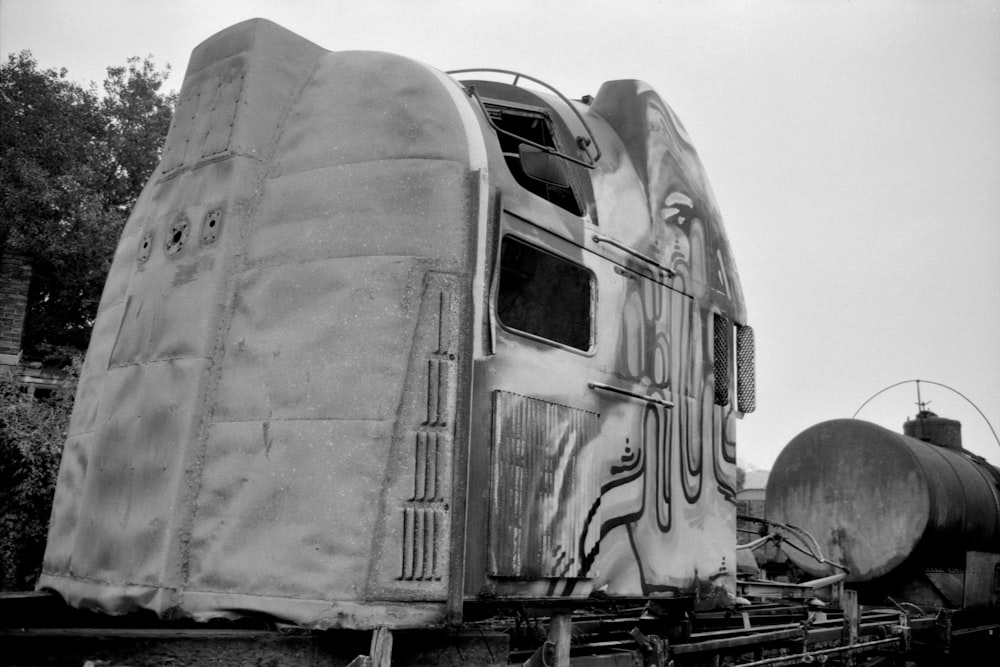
[402,506,446,581]
[401,287,455,582]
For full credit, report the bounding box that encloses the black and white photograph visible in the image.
[2,1,998,664]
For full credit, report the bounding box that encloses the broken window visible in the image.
[485,103,583,216]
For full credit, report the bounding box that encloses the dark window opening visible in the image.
[497,236,592,351]
[485,104,583,216]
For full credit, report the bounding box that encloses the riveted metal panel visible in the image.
[489,391,599,579]
[41,20,485,629]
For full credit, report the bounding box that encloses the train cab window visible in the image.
[497,237,592,351]
[484,103,584,216]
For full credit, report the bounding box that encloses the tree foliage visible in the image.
[0,365,78,590]
[101,57,177,212]
[0,52,175,360]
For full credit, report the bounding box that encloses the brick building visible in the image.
[0,250,32,370]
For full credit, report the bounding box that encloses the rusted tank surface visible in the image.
[766,419,1000,582]
[904,411,963,450]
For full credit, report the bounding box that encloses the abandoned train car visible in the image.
[38,18,755,630]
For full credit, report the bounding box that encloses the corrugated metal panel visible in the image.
[489,391,599,579]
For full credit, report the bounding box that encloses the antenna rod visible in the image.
[851,378,1000,451]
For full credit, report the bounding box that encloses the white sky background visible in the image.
[2,0,998,469]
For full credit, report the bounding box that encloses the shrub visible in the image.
[0,362,77,590]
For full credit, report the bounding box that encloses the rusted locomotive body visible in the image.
[39,19,754,630]
[766,416,1000,608]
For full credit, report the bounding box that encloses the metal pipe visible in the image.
[587,381,675,408]
[592,233,677,278]
[800,572,848,589]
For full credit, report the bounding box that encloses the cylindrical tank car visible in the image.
[766,415,1000,606]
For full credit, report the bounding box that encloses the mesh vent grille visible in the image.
[713,314,730,406]
[737,325,756,413]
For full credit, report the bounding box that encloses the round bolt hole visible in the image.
[165,220,189,255]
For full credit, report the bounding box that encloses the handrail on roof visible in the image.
[447,68,602,169]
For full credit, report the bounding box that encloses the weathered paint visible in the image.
[41,19,486,629]
[40,18,751,628]
[464,80,747,600]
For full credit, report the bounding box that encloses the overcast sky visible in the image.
[3,0,998,469]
